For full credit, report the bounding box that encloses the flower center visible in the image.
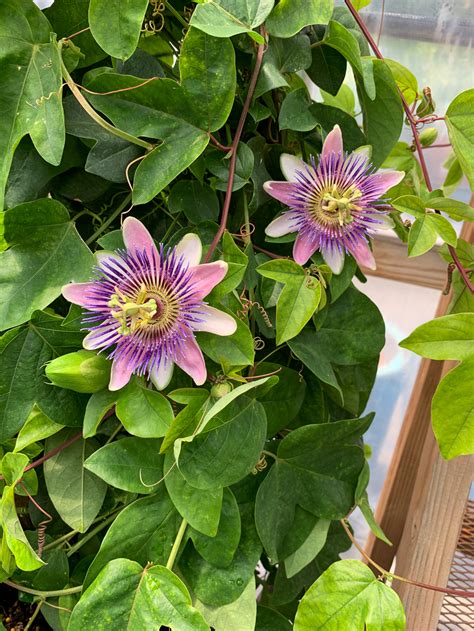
[313,184,362,227]
[108,283,178,336]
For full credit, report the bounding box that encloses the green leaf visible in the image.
[179,503,261,606]
[206,143,254,192]
[0,0,65,209]
[407,215,438,257]
[432,360,474,460]
[210,232,248,299]
[359,59,403,167]
[391,195,426,218]
[255,363,306,435]
[190,0,274,40]
[284,518,330,578]
[255,34,311,98]
[321,84,356,116]
[83,389,118,438]
[1,485,45,571]
[196,577,256,631]
[115,377,174,438]
[83,437,164,494]
[69,560,209,631]
[161,390,210,453]
[1,452,28,486]
[256,607,292,631]
[197,312,255,372]
[324,21,374,98]
[180,27,236,131]
[164,451,223,537]
[445,89,474,189]
[257,259,322,344]
[384,59,418,105]
[83,490,180,588]
[289,331,341,395]
[0,199,93,329]
[294,559,405,630]
[428,197,474,222]
[64,97,141,183]
[89,0,148,61]
[310,103,367,152]
[306,41,346,97]
[86,72,209,205]
[279,89,317,133]
[352,0,372,8]
[256,417,369,559]
[177,396,267,489]
[14,407,63,453]
[430,214,457,247]
[0,311,87,441]
[44,430,107,532]
[168,180,219,224]
[400,313,474,361]
[266,0,333,39]
[190,488,241,567]
[358,492,392,545]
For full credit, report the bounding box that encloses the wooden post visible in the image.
[365,223,474,572]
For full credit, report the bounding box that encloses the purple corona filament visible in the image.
[62,218,236,391]
[264,125,405,273]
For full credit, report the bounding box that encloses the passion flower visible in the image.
[62,218,236,390]
[264,125,404,272]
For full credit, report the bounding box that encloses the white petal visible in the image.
[296,70,319,102]
[176,233,202,267]
[280,153,307,182]
[375,214,395,230]
[192,306,237,336]
[321,247,345,274]
[265,214,297,237]
[150,361,174,391]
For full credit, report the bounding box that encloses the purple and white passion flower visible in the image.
[264,125,404,273]
[62,218,236,391]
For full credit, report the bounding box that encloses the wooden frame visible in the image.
[361,223,474,629]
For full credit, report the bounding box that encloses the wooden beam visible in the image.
[393,419,473,629]
[363,233,447,290]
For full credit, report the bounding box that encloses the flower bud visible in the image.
[419,127,438,147]
[210,381,233,399]
[46,350,111,393]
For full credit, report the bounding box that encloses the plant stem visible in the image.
[340,519,474,598]
[166,518,188,571]
[59,42,153,151]
[343,1,474,294]
[4,580,83,598]
[205,27,266,262]
[42,530,78,553]
[164,1,188,28]
[24,599,44,631]
[66,513,118,557]
[85,193,132,245]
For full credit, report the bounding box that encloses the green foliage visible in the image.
[445,89,474,189]
[294,560,406,630]
[0,1,471,628]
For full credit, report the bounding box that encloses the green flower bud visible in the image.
[419,127,438,147]
[210,381,233,399]
[46,350,111,393]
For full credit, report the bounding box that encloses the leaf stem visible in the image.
[59,41,153,151]
[205,27,266,262]
[343,1,474,294]
[164,1,188,28]
[166,518,188,571]
[85,193,132,245]
[4,580,83,598]
[66,512,118,557]
[340,519,474,598]
[24,599,44,631]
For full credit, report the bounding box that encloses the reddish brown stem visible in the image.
[209,134,232,153]
[205,28,266,263]
[344,1,474,294]
[0,432,82,482]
